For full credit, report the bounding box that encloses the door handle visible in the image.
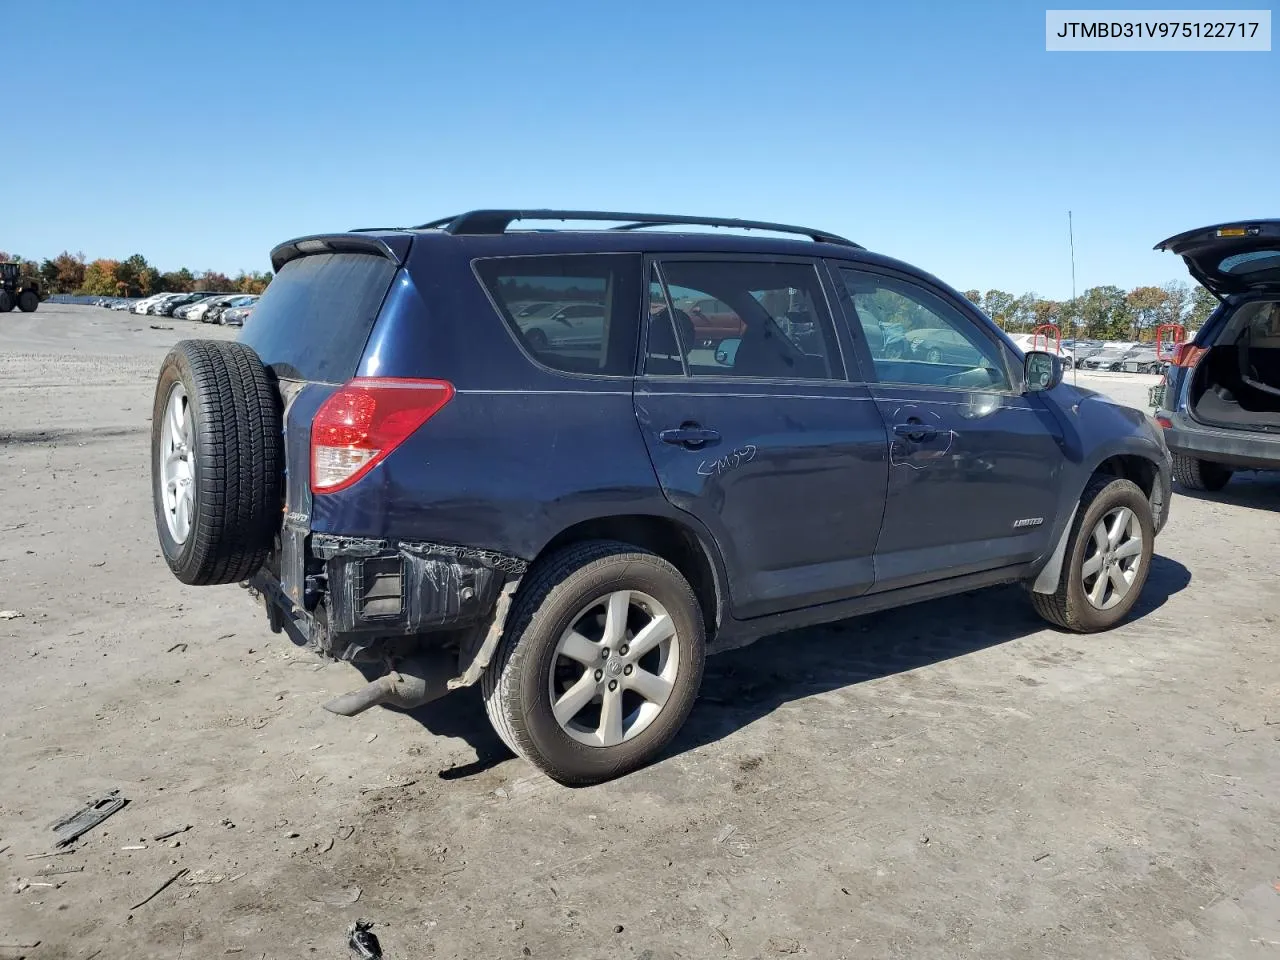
[659,424,721,448]
[893,420,937,442]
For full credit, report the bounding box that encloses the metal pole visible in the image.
[1069,211,1078,385]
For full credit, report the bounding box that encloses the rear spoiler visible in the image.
[270,233,411,274]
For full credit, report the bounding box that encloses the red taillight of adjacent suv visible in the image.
[311,378,454,493]
[1171,343,1207,369]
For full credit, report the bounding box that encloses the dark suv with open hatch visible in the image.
[151,210,1172,785]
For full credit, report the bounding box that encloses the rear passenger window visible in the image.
[649,260,842,380]
[475,254,642,376]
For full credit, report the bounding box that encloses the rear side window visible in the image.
[238,252,396,381]
[474,254,642,376]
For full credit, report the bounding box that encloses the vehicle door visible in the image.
[829,262,1066,592]
[634,256,889,620]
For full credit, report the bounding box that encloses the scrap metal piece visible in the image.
[51,790,127,848]
[448,578,520,690]
[348,919,382,960]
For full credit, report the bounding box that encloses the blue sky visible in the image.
[6,0,1276,299]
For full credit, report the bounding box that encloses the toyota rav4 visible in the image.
[151,209,1173,785]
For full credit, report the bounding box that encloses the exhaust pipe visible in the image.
[323,650,455,716]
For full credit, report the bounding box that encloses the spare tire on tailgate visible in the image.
[151,340,283,585]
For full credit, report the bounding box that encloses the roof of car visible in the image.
[270,212,971,307]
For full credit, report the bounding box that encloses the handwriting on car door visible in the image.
[697,445,757,477]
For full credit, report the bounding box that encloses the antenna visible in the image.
[1069,210,1078,385]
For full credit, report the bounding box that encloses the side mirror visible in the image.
[715,338,741,366]
[1024,350,1063,392]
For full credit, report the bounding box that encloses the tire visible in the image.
[150,340,283,586]
[17,291,38,313]
[0,291,12,313]
[925,347,943,363]
[526,329,548,351]
[1029,476,1154,633]
[1171,453,1231,492]
[1062,357,1073,371]
[481,540,706,785]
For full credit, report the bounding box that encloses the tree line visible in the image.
[959,281,1218,341]
[3,247,1219,341]
[0,250,272,297]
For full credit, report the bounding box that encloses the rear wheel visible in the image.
[1030,476,1154,632]
[0,291,12,313]
[482,541,706,785]
[151,340,283,585]
[925,347,943,363]
[17,291,38,312]
[1172,453,1232,492]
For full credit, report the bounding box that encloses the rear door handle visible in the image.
[893,421,937,442]
[659,424,721,448]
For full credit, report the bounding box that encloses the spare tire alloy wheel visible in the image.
[159,383,195,544]
[550,590,679,747]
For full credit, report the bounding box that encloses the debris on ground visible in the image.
[336,825,355,841]
[311,885,362,906]
[128,867,188,910]
[1032,851,1052,863]
[187,869,226,885]
[347,919,382,959]
[766,936,802,954]
[714,824,737,844]
[167,643,188,653]
[35,864,84,877]
[148,325,174,331]
[152,825,191,841]
[0,611,23,620]
[52,790,128,848]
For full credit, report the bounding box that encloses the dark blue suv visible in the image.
[151,210,1172,784]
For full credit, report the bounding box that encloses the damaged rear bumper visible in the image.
[248,534,526,669]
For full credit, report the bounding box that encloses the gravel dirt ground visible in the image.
[2,304,1278,960]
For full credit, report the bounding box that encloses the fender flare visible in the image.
[1031,437,1167,595]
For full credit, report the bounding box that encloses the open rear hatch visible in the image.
[1156,221,1280,432]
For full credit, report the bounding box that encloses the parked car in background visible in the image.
[907,325,984,366]
[156,293,212,317]
[1081,342,1137,370]
[186,294,238,322]
[675,296,746,346]
[510,300,606,352]
[132,294,173,315]
[1154,219,1280,491]
[205,295,257,324]
[1119,346,1163,374]
[219,303,254,326]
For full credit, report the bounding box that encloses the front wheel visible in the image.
[482,541,706,785]
[0,291,12,313]
[1029,476,1154,632]
[17,291,38,313]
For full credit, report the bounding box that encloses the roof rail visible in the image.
[413,210,861,248]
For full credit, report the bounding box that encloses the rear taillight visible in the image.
[311,378,454,493]
[1171,343,1206,368]
[1155,415,1173,429]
